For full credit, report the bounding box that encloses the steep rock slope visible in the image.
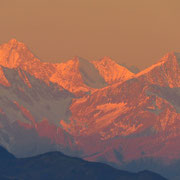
[91,56,134,84]
[0,66,74,157]
[136,52,180,87]
[61,53,180,173]
[0,39,55,82]
[50,56,107,96]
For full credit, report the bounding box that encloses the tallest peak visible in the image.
[9,38,19,44]
[8,38,25,47]
[0,39,36,68]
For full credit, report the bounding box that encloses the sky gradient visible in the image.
[1,0,180,69]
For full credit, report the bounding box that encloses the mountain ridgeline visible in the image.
[0,146,167,180]
[0,39,179,179]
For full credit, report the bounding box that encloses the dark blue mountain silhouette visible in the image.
[0,146,167,180]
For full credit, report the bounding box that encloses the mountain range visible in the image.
[0,146,167,180]
[0,39,179,179]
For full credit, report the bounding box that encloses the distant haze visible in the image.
[1,0,180,69]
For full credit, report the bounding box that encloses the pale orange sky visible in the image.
[1,0,180,69]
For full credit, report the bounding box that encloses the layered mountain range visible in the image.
[0,39,179,179]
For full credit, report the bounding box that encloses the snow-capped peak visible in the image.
[91,57,134,84]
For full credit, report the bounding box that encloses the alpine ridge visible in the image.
[0,39,128,96]
[0,39,179,179]
[91,56,135,84]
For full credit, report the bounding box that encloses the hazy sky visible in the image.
[1,0,180,69]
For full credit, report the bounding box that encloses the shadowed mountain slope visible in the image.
[0,146,167,180]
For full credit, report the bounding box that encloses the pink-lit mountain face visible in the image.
[0,39,179,178]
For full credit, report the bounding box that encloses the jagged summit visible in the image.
[8,38,18,44]
[0,39,134,94]
[4,38,31,52]
[0,39,179,94]
[6,38,27,50]
[0,38,37,68]
[8,38,21,45]
[136,52,180,87]
[50,56,107,94]
[98,56,116,64]
[136,52,179,75]
[91,57,134,84]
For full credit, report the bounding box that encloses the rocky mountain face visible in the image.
[91,56,134,84]
[0,39,179,179]
[0,65,74,157]
[0,39,108,96]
